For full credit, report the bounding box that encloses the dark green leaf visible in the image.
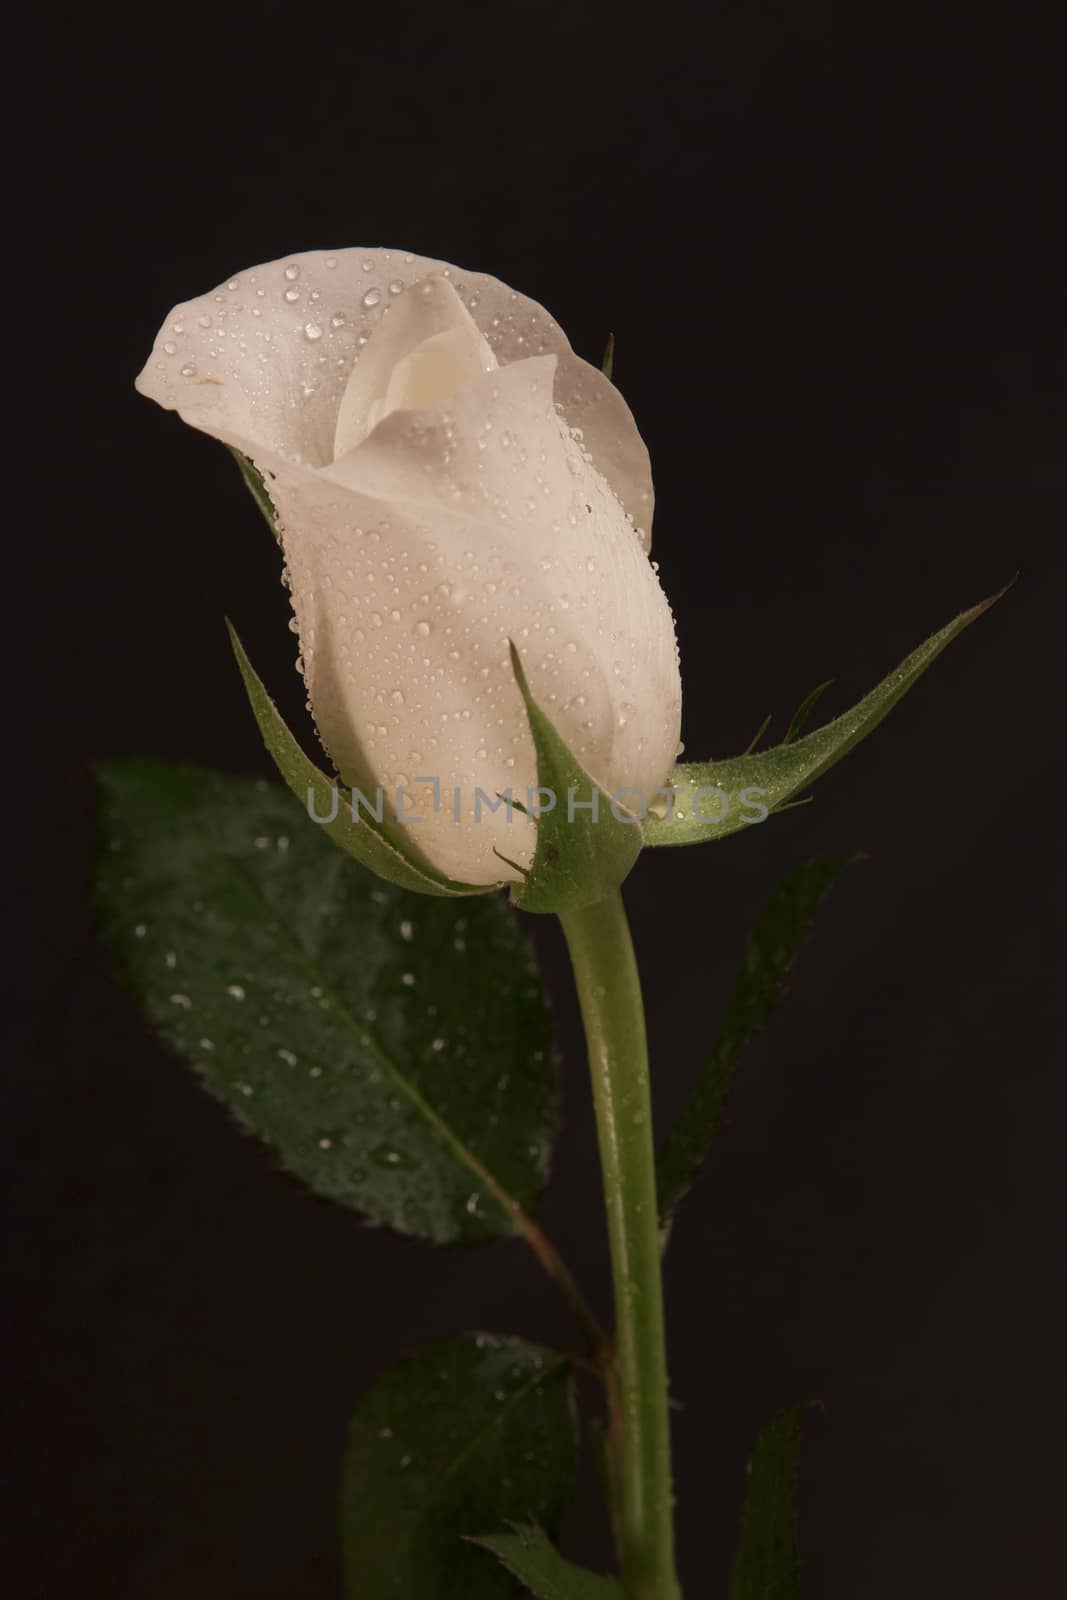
[473,1525,625,1600]
[341,1335,578,1599]
[657,857,856,1226]
[644,585,1010,847]
[506,643,642,914]
[228,621,487,898]
[95,760,556,1243]
[228,445,280,540]
[729,1406,805,1600]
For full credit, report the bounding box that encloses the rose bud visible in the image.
[137,250,681,889]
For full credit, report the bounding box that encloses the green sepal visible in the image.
[729,1405,806,1600]
[506,642,643,914]
[227,620,488,899]
[227,445,280,541]
[645,584,1011,847]
[657,856,857,1230]
[340,1335,578,1599]
[472,1524,626,1599]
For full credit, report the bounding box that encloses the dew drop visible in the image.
[362,287,382,308]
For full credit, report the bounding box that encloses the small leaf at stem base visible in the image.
[341,1336,578,1599]
[472,1523,626,1599]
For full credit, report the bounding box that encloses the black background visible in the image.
[8,5,1065,1597]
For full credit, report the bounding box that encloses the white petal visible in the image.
[135,248,654,540]
[333,275,497,460]
[255,356,679,885]
[552,351,655,549]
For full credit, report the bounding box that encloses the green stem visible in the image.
[559,890,681,1600]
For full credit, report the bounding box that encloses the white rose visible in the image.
[136,248,681,886]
